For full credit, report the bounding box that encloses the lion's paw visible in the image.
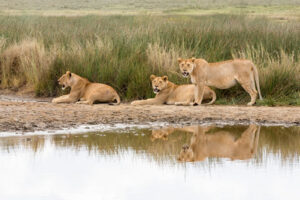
[131,101,140,106]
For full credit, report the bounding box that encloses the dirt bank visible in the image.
[0,94,299,133]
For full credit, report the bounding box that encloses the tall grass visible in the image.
[0,15,299,105]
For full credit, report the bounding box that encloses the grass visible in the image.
[0,0,299,20]
[0,14,299,105]
[0,0,299,11]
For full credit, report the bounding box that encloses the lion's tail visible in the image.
[108,93,121,105]
[252,63,263,100]
[115,94,121,105]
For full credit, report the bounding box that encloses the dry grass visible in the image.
[146,43,188,75]
[0,39,54,90]
[233,47,300,105]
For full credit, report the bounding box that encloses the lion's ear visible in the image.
[177,58,182,63]
[162,76,168,81]
[191,57,196,63]
[66,71,72,77]
[150,74,156,81]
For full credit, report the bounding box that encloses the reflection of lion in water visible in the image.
[151,126,197,141]
[52,71,120,105]
[177,125,260,162]
[131,75,216,106]
[152,127,175,141]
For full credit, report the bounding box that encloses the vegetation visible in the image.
[1,0,299,12]
[0,14,299,105]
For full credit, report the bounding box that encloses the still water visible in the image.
[0,125,300,200]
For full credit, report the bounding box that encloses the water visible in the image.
[0,124,300,200]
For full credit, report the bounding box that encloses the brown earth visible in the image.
[0,94,299,133]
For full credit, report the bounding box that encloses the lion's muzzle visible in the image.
[153,88,160,94]
[182,71,189,77]
[182,144,190,152]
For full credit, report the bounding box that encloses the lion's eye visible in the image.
[187,64,190,67]
[159,81,162,84]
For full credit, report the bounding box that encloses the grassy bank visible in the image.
[0,15,299,105]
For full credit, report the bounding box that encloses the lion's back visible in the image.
[171,84,195,102]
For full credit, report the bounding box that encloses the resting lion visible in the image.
[52,71,120,105]
[131,75,216,106]
[178,58,263,106]
[177,125,260,162]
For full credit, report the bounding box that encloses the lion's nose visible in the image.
[182,144,189,150]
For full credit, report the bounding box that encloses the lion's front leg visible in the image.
[52,95,69,103]
[52,95,78,104]
[175,101,192,106]
[194,84,205,105]
[131,98,163,105]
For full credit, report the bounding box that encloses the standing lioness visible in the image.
[178,58,263,106]
[52,71,120,105]
[131,75,216,106]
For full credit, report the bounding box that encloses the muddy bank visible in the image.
[0,96,299,133]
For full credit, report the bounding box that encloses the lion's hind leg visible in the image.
[76,99,94,105]
[238,79,257,106]
[243,83,257,106]
[175,101,193,106]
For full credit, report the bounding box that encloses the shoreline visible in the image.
[0,96,299,134]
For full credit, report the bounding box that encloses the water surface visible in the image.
[0,125,300,200]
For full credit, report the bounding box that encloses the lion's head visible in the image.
[151,127,174,141]
[178,57,196,78]
[57,71,72,90]
[177,144,194,162]
[150,75,168,94]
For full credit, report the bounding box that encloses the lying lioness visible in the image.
[178,58,263,106]
[52,71,120,105]
[131,75,216,106]
[177,125,260,162]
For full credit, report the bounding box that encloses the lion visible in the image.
[177,125,260,162]
[178,58,263,106]
[51,71,120,105]
[131,75,216,106]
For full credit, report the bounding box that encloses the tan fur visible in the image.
[178,58,262,106]
[151,126,197,141]
[52,71,120,105]
[177,125,260,162]
[151,127,175,141]
[131,75,216,106]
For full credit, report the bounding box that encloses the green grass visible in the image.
[1,0,299,11]
[0,0,299,21]
[0,14,299,105]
